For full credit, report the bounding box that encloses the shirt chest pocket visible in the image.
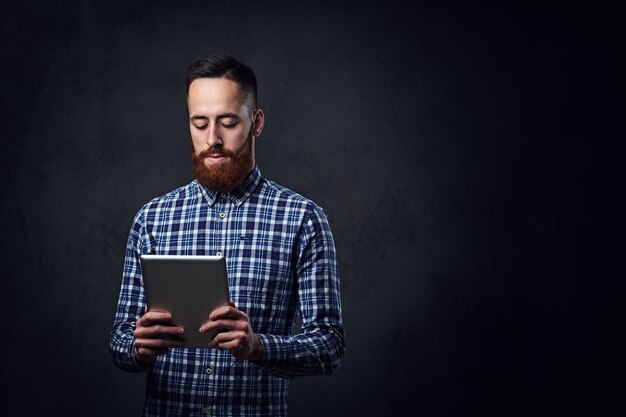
[230,235,294,302]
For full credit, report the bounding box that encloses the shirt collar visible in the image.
[197,166,263,208]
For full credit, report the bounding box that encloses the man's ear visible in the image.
[252,108,265,138]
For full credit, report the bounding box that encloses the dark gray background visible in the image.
[2,1,624,416]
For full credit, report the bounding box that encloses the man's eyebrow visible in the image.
[216,113,241,120]
[190,113,242,121]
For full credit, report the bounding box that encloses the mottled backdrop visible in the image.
[1,1,623,416]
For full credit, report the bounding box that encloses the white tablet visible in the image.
[140,254,230,348]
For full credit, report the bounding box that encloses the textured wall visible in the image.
[2,1,623,416]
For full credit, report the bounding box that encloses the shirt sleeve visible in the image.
[109,208,152,373]
[252,205,345,379]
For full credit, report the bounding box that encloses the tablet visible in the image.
[140,254,230,348]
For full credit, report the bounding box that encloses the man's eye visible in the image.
[221,122,237,128]
[194,124,208,130]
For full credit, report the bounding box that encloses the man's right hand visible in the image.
[133,310,187,364]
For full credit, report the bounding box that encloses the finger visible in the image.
[209,306,247,321]
[208,331,245,349]
[217,337,248,352]
[200,319,233,334]
[135,323,185,338]
[148,308,171,313]
[200,319,250,334]
[199,307,240,329]
[133,324,185,337]
[208,305,234,320]
[137,311,173,327]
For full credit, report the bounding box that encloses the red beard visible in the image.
[192,134,253,192]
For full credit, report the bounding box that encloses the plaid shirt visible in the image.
[110,167,345,417]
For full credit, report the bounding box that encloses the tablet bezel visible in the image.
[139,254,230,348]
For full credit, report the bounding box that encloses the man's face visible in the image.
[188,77,259,192]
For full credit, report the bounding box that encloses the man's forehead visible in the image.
[188,77,252,114]
[188,78,242,100]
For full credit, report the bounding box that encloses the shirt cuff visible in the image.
[251,333,286,368]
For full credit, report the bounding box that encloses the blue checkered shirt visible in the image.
[110,167,345,416]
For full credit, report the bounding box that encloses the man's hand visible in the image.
[200,301,263,361]
[133,310,187,364]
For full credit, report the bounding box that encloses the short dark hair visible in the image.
[186,54,257,112]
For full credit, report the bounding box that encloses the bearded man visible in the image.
[110,54,345,417]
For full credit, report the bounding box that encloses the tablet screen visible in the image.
[140,255,230,348]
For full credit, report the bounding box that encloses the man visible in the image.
[110,54,345,416]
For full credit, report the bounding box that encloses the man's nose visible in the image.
[206,126,222,147]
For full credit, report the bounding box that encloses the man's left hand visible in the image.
[200,301,263,361]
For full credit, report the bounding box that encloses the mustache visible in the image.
[198,145,235,158]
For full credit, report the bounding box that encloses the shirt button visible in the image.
[205,367,212,375]
[208,199,214,205]
[235,199,241,205]
[202,406,209,414]
[216,251,222,257]
[220,192,227,197]
[219,212,226,219]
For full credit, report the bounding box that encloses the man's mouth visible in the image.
[205,154,228,163]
